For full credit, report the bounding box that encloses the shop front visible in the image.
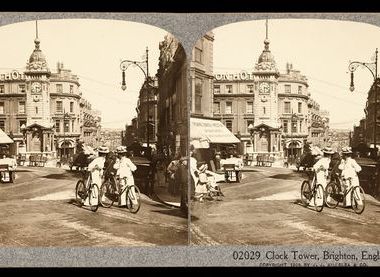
[190,117,240,172]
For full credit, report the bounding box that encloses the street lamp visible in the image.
[120,47,152,150]
[349,48,378,157]
[248,123,254,148]
[62,110,70,159]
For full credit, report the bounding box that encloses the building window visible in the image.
[35,107,38,114]
[284,101,291,114]
[299,120,302,133]
[246,102,253,114]
[194,78,203,113]
[292,121,297,133]
[18,84,26,93]
[298,102,302,113]
[213,102,220,114]
[0,102,4,114]
[225,120,232,132]
[285,85,291,93]
[298,86,302,94]
[56,101,63,113]
[247,85,254,93]
[247,120,254,133]
[225,102,232,114]
[226,85,232,93]
[18,101,25,114]
[19,120,26,132]
[263,107,266,115]
[55,120,60,133]
[72,120,75,133]
[56,84,63,93]
[70,102,74,113]
[70,85,74,94]
[64,120,69,133]
[194,39,203,64]
[214,85,220,94]
[0,85,4,93]
[283,120,288,133]
[0,120,4,131]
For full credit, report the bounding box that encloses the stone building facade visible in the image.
[156,33,188,157]
[0,29,100,158]
[213,37,329,159]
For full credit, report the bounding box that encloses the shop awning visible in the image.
[190,117,240,146]
[0,129,13,144]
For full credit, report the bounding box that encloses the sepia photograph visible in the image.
[0,19,188,246]
[190,19,380,245]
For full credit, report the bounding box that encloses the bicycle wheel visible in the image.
[88,184,99,212]
[325,182,340,209]
[300,180,312,206]
[126,185,141,213]
[75,180,86,207]
[313,184,325,212]
[99,181,115,208]
[351,186,365,214]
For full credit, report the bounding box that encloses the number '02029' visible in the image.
[232,251,261,260]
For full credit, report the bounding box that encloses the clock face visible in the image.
[259,82,270,93]
[31,82,42,93]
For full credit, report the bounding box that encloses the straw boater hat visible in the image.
[97,146,109,154]
[322,146,334,154]
[342,146,353,154]
[116,146,127,153]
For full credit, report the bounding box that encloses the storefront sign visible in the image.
[0,71,26,81]
[214,70,254,81]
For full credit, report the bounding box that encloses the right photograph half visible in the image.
[189,19,380,245]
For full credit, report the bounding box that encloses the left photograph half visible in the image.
[0,19,188,246]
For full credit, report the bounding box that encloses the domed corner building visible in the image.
[0,25,99,160]
[212,26,324,161]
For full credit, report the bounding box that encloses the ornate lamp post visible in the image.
[120,47,152,149]
[349,48,378,157]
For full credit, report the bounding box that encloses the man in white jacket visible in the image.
[338,146,362,207]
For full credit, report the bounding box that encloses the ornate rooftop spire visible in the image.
[255,19,278,73]
[25,20,50,74]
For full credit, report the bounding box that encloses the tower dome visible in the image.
[254,20,278,74]
[25,23,50,75]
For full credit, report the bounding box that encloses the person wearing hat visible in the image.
[313,146,334,190]
[84,146,109,206]
[113,145,137,206]
[338,146,362,207]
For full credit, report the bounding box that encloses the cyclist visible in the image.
[113,146,137,206]
[338,146,362,207]
[84,146,109,206]
[310,146,334,206]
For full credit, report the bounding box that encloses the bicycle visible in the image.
[300,171,325,212]
[75,170,100,212]
[325,177,365,214]
[99,172,141,213]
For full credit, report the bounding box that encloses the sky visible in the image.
[0,19,168,129]
[212,19,380,130]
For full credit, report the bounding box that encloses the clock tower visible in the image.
[251,19,282,155]
[23,21,54,154]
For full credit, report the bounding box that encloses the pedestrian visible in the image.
[338,146,362,207]
[85,146,109,206]
[167,152,181,195]
[176,156,189,215]
[113,146,137,206]
[189,149,198,200]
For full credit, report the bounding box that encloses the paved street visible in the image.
[190,166,380,245]
[0,166,187,246]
